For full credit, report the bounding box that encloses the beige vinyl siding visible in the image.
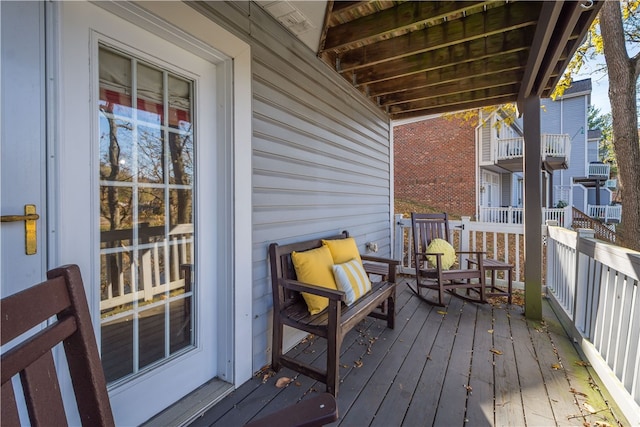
[195,2,393,372]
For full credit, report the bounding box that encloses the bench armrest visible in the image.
[360,255,400,266]
[278,278,346,301]
[360,255,398,282]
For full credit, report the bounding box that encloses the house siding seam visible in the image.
[196,2,393,372]
[393,115,476,217]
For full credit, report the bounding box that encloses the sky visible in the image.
[574,55,611,115]
[572,40,640,117]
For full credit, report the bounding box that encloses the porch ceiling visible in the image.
[316,1,602,120]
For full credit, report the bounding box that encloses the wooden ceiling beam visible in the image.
[366,54,526,98]
[356,49,527,89]
[389,95,515,120]
[335,1,539,72]
[351,29,531,86]
[322,1,493,52]
[541,1,604,98]
[378,70,524,107]
[388,84,519,113]
[516,1,563,109]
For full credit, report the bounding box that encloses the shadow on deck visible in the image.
[191,277,626,427]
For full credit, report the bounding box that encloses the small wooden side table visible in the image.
[468,258,513,304]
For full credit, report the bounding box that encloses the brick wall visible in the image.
[394,115,477,217]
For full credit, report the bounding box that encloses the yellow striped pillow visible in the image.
[332,259,371,305]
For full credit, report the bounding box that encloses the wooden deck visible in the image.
[190,278,626,427]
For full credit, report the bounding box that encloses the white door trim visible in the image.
[46,1,252,422]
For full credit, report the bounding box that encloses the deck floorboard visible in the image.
[192,279,626,427]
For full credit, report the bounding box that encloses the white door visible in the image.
[53,3,221,425]
[1,2,48,296]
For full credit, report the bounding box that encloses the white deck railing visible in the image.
[394,215,525,285]
[100,224,193,314]
[588,163,610,178]
[478,207,571,227]
[587,204,622,223]
[546,226,640,425]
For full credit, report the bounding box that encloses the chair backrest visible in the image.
[411,212,451,257]
[1,264,115,427]
[269,231,348,309]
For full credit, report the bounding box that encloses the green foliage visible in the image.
[588,106,617,171]
[552,0,639,100]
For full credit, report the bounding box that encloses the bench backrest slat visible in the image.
[269,232,348,309]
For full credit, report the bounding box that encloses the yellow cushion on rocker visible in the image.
[322,237,362,264]
[291,245,338,315]
[426,238,457,270]
[332,259,372,306]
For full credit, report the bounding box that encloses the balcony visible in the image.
[494,134,570,172]
[478,206,571,227]
[196,218,640,426]
[588,162,610,179]
[587,204,622,223]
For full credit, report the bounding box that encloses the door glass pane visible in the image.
[98,45,195,384]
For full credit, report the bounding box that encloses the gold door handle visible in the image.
[1,204,39,255]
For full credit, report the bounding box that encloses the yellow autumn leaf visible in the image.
[490,348,503,355]
[487,329,494,334]
[437,310,447,315]
[583,402,596,414]
[354,360,363,368]
[575,360,591,367]
[551,364,561,370]
[275,377,292,388]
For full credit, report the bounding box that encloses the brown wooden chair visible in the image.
[410,213,486,306]
[1,264,115,427]
[245,392,338,427]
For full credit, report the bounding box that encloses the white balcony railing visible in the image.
[587,204,622,223]
[546,226,640,424]
[542,133,571,158]
[478,206,571,227]
[495,134,570,162]
[588,162,610,178]
[496,137,524,160]
[606,179,617,189]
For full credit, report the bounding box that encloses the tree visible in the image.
[555,0,640,251]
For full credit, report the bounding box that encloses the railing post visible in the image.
[394,214,404,261]
[460,216,471,253]
[573,228,595,334]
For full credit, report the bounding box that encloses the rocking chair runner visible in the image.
[409,213,486,306]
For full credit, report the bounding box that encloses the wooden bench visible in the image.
[269,231,399,396]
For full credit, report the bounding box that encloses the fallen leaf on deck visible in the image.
[276,377,292,388]
[490,348,503,355]
[464,384,473,391]
[551,363,562,370]
[437,310,447,315]
[295,381,301,387]
[570,387,588,397]
[487,329,494,334]
[575,360,591,367]
[354,360,363,368]
[594,421,612,427]
[583,403,596,413]
[341,364,349,368]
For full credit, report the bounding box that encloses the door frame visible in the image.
[45,0,253,421]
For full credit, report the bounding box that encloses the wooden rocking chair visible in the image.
[1,264,115,426]
[409,213,486,306]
